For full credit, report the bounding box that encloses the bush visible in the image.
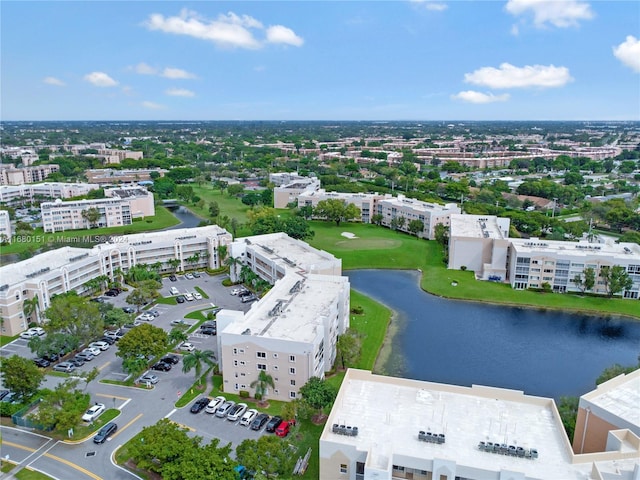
[254,393,262,401]
[239,390,250,398]
[221,279,233,287]
[350,305,364,315]
[460,265,467,271]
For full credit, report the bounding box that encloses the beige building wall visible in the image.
[0,210,11,242]
[573,407,620,454]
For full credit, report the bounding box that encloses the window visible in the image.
[240,361,246,366]
[340,464,348,474]
[290,379,296,386]
[289,367,296,374]
[256,352,266,359]
[257,364,267,371]
[289,355,296,362]
[392,466,405,472]
[233,360,238,366]
[273,353,279,358]
[290,391,296,399]
[273,365,278,370]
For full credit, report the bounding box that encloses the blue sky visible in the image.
[2,1,639,121]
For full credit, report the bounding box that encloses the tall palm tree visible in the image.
[168,328,188,346]
[182,349,216,386]
[167,258,181,273]
[23,295,41,325]
[250,370,275,403]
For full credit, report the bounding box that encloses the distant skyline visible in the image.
[2,1,639,121]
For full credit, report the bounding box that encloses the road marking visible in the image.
[109,413,143,440]
[98,361,111,371]
[44,453,103,480]
[96,393,129,400]
[2,440,35,452]
[165,408,176,418]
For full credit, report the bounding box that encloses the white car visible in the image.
[20,327,45,339]
[89,341,110,351]
[239,408,259,426]
[192,292,203,300]
[82,403,106,422]
[205,396,226,414]
[184,293,194,302]
[185,273,194,280]
[83,346,101,356]
[136,313,154,322]
[227,402,247,422]
[179,342,195,352]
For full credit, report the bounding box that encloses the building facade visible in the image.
[320,369,640,480]
[297,190,384,224]
[377,195,461,239]
[0,182,101,204]
[0,225,232,336]
[274,177,321,208]
[0,210,11,243]
[0,164,60,185]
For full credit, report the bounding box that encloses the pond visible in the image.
[347,269,640,398]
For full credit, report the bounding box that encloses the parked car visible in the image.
[190,397,210,414]
[160,354,180,365]
[176,295,186,304]
[20,330,38,339]
[33,357,51,368]
[169,274,177,282]
[93,422,117,444]
[251,413,270,431]
[170,319,192,327]
[275,420,295,437]
[215,400,236,418]
[0,390,9,401]
[29,327,45,336]
[75,352,94,362]
[137,373,159,385]
[265,416,283,433]
[91,297,106,303]
[179,342,195,352]
[184,293,194,302]
[82,403,106,422]
[136,313,154,322]
[149,310,160,317]
[104,329,122,340]
[122,306,135,314]
[185,273,194,280]
[69,357,85,367]
[151,361,172,371]
[241,294,258,303]
[104,289,119,297]
[192,271,201,278]
[99,336,116,345]
[42,352,60,363]
[210,307,222,316]
[83,347,101,356]
[205,396,226,414]
[193,292,203,300]
[89,341,110,351]
[52,361,76,373]
[239,408,259,427]
[227,403,248,422]
[200,326,216,336]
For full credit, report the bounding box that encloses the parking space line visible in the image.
[95,393,129,401]
[98,361,111,371]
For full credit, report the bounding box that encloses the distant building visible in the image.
[0,210,11,243]
[273,176,321,208]
[297,189,384,223]
[0,182,101,204]
[0,164,60,185]
[377,195,461,239]
[85,168,166,185]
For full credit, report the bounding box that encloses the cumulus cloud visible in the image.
[505,0,594,28]
[165,88,195,97]
[43,76,65,86]
[161,67,197,79]
[143,9,303,49]
[410,0,448,11]
[451,91,510,104]
[84,72,118,87]
[142,101,165,109]
[464,63,573,89]
[266,25,304,46]
[613,35,640,73]
[134,62,158,75]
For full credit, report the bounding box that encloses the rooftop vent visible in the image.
[269,300,285,317]
[289,280,303,294]
[418,431,445,444]
[332,424,358,437]
[260,245,274,254]
[241,328,251,335]
[477,441,538,459]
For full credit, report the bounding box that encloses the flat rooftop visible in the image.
[582,369,640,428]
[450,214,508,239]
[510,238,640,259]
[378,195,458,213]
[110,225,229,244]
[224,273,347,343]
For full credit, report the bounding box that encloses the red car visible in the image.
[275,419,295,437]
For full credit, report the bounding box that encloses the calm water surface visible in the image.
[347,269,640,399]
[165,206,203,229]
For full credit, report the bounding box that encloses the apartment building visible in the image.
[377,195,461,239]
[41,188,154,232]
[85,168,166,185]
[0,210,11,242]
[273,176,321,208]
[0,164,60,185]
[219,232,347,401]
[0,182,101,204]
[97,148,143,163]
[269,172,311,186]
[508,238,640,298]
[0,225,232,336]
[320,369,640,480]
[297,189,384,223]
[573,369,640,454]
[448,214,511,281]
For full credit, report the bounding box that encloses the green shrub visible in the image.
[239,390,250,398]
[221,278,233,287]
[350,305,364,315]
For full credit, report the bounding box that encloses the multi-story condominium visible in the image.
[319,369,640,480]
[97,148,144,163]
[219,232,347,401]
[0,225,232,336]
[274,176,321,208]
[0,147,39,166]
[41,188,154,233]
[376,195,461,239]
[0,210,12,243]
[573,369,640,454]
[0,164,60,185]
[0,182,101,204]
[507,238,640,298]
[448,214,511,281]
[297,189,385,224]
[85,168,167,185]
[269,172,310,186]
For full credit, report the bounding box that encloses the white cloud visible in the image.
[464,63,573,89]
[266,25,304,46]
[134,62,158,75]
[84,72,118,87]
[142,101,165,109]
[161,67,197,79]
[410,0,448,11]
[43,76,65,86]
[143,9,303,49]
[510,24,520,36]
[505,0,594,28]
[451,91,510,104]
[165,88,195,97]
[613,35,640,73]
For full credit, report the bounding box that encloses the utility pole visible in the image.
[552,198,558,218]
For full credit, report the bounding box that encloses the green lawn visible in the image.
[188,185,253,235]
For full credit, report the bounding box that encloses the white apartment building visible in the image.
[298,189,384,223]
[377,195,461,239]
[448,214,511,281]
[0,225,232,336]
[219,232,347,401]
[508,238,640,298]
[41,188,154,233]
[320,369,640,480]
[0,182,101,204]
[274,176,321,208]
[0,164,60,185]
[0,210,11,242]
[269,172,310,186]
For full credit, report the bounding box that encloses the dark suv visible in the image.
[251,413,270,431]
[265,416,283,433]
[94,422,117,444]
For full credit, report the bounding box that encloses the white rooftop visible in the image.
[450,214,508,239]
[111,225,229,244]
[582,369,640,429]
[510,238,640,260]
[378,195,459,214]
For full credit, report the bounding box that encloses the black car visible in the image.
[33,357,51,368]
[104,290,119,297]
[251,413,270,431]
[169,275,177,282]
[122,307,135,314]
[42,352,60,363]
[90,297,106,303]
[99,336,116,345]
[151,361,172,371]
[160,354,180,365]
[200,327,216,336]
[190,397,210,414]
[93,422,117,444]
[265,416,283,433]
[176,295,186,304]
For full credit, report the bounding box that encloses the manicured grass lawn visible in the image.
[0,335,18,347]
[194,286,209,299]
[15,468,55,480]
[188,185,253,236]
[155,296,178,305]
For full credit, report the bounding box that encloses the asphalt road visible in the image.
[0,272,268,480]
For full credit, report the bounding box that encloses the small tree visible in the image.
[182,350,216,386]
[81,207,101,228]
[571,267,595,294]
[250,370,275,403]
[299,376,337,416]
[408,219,425,237]
[335,329,362,369]
[601,265,633,297]
[0,355,44,401]
[314,199,360,226]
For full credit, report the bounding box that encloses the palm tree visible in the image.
[23,295,41,325]
[225,256,241,281]
[168,328,188,346]
[182,349,216,387]
[250,370,275,404]
[167,258,181,273]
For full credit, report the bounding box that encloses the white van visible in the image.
[170,287,179,296]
